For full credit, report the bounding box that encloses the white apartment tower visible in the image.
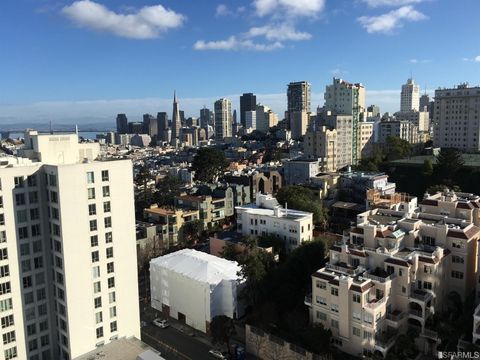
[0,130,140,360]
[400,78,420,112]
[433,83,480,151]
[214,98,233,141]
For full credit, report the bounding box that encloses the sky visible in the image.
[0,0,479,127]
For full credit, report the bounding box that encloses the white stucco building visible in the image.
[150,249,244,333]
[0,130,140,360]
[235,193,313,251]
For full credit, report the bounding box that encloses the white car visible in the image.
[153,319,169,329]
[208,349,228,359]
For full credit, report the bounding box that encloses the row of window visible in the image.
[87,171,109,184]
[87,187,110,200]
[89,218,112,231]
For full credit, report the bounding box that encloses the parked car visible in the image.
[208,349,228,359]
[153,319,169,329]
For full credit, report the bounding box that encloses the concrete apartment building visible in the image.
[0,130,140,360]
[255,104,278,133]
[174,193,233,228]
[283,159,320,185]
[307,190,480,358]
[378,119,420,144]
[214,98,233,141]
[304,126,337,172]
[395,110,430,132]
[433,83,480,151]
[235,193,313,251]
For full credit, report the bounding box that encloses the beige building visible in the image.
[235,193,313,251]
[401,78,420,112]
[304,126,337,172]
[433,83,480,151]
[395,110,430,132]
[214,98,232,141]
[308,190,480,358]
[290,111,310,140]
[358,121,375,159]
[256,104,278,133]
[378,120,420,144]
[0,130,140,360]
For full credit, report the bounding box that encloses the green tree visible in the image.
[181,220,204,246]
[219,242,240,261]
[422,158,434,177]
[210,315,236,354]
[257,234,285,257]
[154,175,182,206]
[436,148,465,185]
[192,148,229,183]
[384,136,412,161]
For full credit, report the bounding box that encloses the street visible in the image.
[141,323,216,360]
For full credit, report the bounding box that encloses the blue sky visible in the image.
[0,0,479,126]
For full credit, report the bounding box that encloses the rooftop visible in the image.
[73,338,163,360]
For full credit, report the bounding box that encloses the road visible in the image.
[141,323,215,360]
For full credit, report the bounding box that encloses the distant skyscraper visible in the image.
[287,82,311,113]
[179,110,185,125]
[400,78,420,112]
[214,98,232,141]
[245,110,256,131]
[367,105,380,118]
[419,94,430,111]
[233,109,238,124]
[116,114,128,134]
[143,114,157,139]
[172,91,181,140]
[128,122,143,134]
[240,93,257,127]
[200,107,211,137]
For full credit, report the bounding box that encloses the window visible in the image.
[4,347,16,360]
[0,265,9,278]
[53,256,61,269]
[0,299,13,312]
[40,335,49,347]
[331,287,338,296]
[107,262,114,274]
[15,193,25,206]
[88,188,95,200]
[110,321,117,332]
[316,281,326,289]
[352,294,361,303]
[1,315,14,328]
[105,232,113,243]
[37,288,46,301]
[0,231,5,243]
[0,248,8,260]
[104,217,112,228]
[87,172,95,184]
[92,266,100,278]
[27,323,36,336]
[451,271,464,279]
[23,276,32,288]
[103,201,111,213]
[17,210,27,223]
[109,306,117,318]
[2,331,15,345]
[424,281,433,290]
[452,255,465,264]
[94,297,102,308]
[94,282,101,293]
[331,319,339,329]
[88,204,96,216]
[33,240,42,253]
[0,282,11,295]
[18,227,28,239]
[51,207,59,220]
[90,220,97,231]
[363,313,373,324]
[315,311,326,320]
[103,186,110,197]
[0,196,2,208]
[39,320,48,332]
[315,296,326,305]
[50,191,58,203]
[91,235,98,247]
[352,327,361,337]
[101,170,109,182]
[363,331,372,340]
[21,259,31,272]
[31,224,41,237]
[27,175,37,187]
[56,272,63,285]
[330,304,339,313]
[108,277,115,289]
[48,174,57,187]
[106,247,113,259]
[91,251,99,263]
[28,191,38,204]
[30,208,40,221]
[14,176,24,188]
[109,292,116,304]
[96,327,103,339]
[95,312,103,324]
[52,224,61,236]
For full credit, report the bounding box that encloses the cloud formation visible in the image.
[362,0,424,7]
[409,58,430,63]
[246,24,312,41]
[215,4,245,17]
[358,5,427,33]
[476,56,480,63]
[194,36,283,51]
[62,0,185,39]
[253,0,326,17]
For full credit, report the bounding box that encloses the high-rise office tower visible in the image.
[419,94,430,111]
[240,93,256,127]
[287,82,311,114]
[233,110,237,124]
[156,112,169,142]
[214,98,232,141]
[142,114,157,139]
[324,78,366,164]
[256,104,278,133]
[245,110,256,131]
[200,107,211,138]
[128,122,143,134]
[433,83,480,151]
[367,105,380,118]
[400,78,420,112]
[179,111,185,126]
[116,114,128,134]
[0,130,140,360]
[172,91,181,141]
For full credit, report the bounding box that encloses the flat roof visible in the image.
[73,338,163,360]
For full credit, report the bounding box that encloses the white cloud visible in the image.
[475,56,480,63]
[61,0,185,39]
[409,58,430,63]
[362,0,424,7]
[194,36,283,51]
[216,4,231,16]
[253,0,326,18]
[358,5,427,34]
[246,24,311,41]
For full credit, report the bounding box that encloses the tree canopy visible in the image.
[435,148,464,185]
[154,175,182,207]
[192,148,229,183]
[210,315,236,351]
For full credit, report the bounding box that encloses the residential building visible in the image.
[256,104,278,133]
[73,337,164,360]
[401,78,420,112]
[340,171,396,205]
[240,93,257,128]
[287,81,311,114]
[0,130,140,360]
[378,119,419,144]
[283,159,320,185]
[324,114,354,169]
[307,190,480,358]
[150,249,245,333]
[395,110,430,132]
[290,111,309,140]
[367,105,380,118]
[214,98,233,141]
[304,126,337,172]
[324,78,366,164]
[359,121,375,158]
[116,114,128,134]
[433,83,480,151]
[235,193,313,251]
[199,107,211,137]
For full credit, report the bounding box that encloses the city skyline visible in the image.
[1,0,480,124]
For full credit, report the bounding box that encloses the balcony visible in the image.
[304,294,312,307]
[386,310,406,322]
[409,309,423,318]
[364,296,387,310]
[374,331,397,351]
[363,268,396,283]
[325,262,362,276]
[409,286,433,303]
